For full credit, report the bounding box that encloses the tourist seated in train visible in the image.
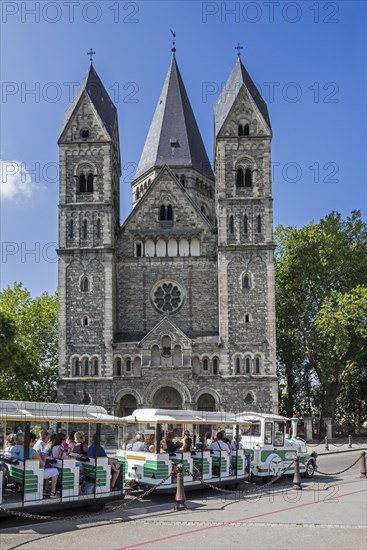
[221,430,231,449]
[67,431,76,452]
[194,435,206,451]
[131,433,145,451]
[18,432,59,498]
[45,433,56,455]
[144,434,155,451]
[4,433,24,459]
[175,441,183,453]
[33,429,49,454]
[161,432,176,454]
[50,433,69,459]
[231,436,243,451]
[205,432,212,448]
[73,431,88,456]
[87,435,121,490]
[182,436,194,452]
[209,432,231,453]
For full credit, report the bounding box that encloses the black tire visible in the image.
[303,460,315,478]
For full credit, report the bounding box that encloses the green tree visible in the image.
[275,211,367,427]
[0,283,58,401]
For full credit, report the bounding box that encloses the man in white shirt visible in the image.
[209,432,230,453]
[33,429,49,454]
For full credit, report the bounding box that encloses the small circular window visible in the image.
[80,129,90,138]
[152,281,183,313]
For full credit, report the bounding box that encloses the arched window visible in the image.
[97,219,101,239]
[79,173,86,193]
[245,357,250,374]
[235,357,241,374]
[213,357,219,375]
[201,205,206,215]
[255,357,260,374]
[245,314,250,323]
[167,205,173,221]
[244,124,250,136]
[84,358,89,376]
[135,242,142,257]
[244,392,254,405]
[83,316,89,326]
[93,358,99,376]
[238,124,243,136]
[87,174,94,192]
[83,219,87,239]
[245,169,252,187]
[243,214,248,234]
[257,215,262,233]
[203,357,209,371]
[116,358,122,376]
[242,275,250,289]
[135,189,139,201]
[126,358,131,372]
[229,215,234,234]
[81,276,89,292]
[69,219,74,239]
[159,205,166,221]
[236,168,244,187]
[180,175,185,187]
[74,359,80,377]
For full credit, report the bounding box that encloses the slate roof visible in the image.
[135,54,214,180]
[215,58,271,136]
[59,63,117,139]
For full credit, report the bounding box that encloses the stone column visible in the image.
[324,417,333,439]
[303,416,313,441]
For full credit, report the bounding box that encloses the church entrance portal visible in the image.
[152,387,182,409]
[119,394,137,416]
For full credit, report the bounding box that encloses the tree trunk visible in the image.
[322,379,341,428]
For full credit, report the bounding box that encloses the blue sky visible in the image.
[1,0,366,296]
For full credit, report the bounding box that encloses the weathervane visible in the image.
[235,42,243,58]
[170,30,176,53]
[87,48,96,63]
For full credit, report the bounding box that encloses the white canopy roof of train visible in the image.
[236,411,290,423]
[0,400,124,424]
[120,408,251,425]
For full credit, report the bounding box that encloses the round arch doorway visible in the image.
[152,387,182,409]
[119,394,138,417]
[197,393,216,411]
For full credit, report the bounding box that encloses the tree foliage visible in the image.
[0,283,58,401]
[275,211,367,428]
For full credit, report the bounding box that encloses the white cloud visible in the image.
[0,160,35,201]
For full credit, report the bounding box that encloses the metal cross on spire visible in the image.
[87,48,96,63]
[170,29,176,54]
[235,42,243,58]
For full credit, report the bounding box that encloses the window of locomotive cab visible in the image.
[274,422,285,446]
[241,421,261,437]
[265,422,273,445]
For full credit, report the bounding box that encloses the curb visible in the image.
[316,447,367,456]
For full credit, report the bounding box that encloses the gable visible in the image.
[120,166,214,237]
[218,85,271,139]
[140,317,192,349]
[58,92,111,144]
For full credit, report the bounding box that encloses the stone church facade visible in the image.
[57,50,278,416]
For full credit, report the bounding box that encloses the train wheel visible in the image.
[250,473,264,484]
[303,460,315,478]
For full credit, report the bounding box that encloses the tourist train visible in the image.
[0,400,317,517]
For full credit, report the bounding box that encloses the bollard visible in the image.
[325,436,329,451]
[292,456,302,490]
[360,451,367,479]
[348,435,352,448]
[174,463,187,510]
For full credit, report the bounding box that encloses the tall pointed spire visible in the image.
[215,57,271,136]
[135,54,214,180]
[59,63,117,140]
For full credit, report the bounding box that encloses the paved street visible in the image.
[1,449,366,550]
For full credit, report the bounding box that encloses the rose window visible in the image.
[154,283,182,313]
